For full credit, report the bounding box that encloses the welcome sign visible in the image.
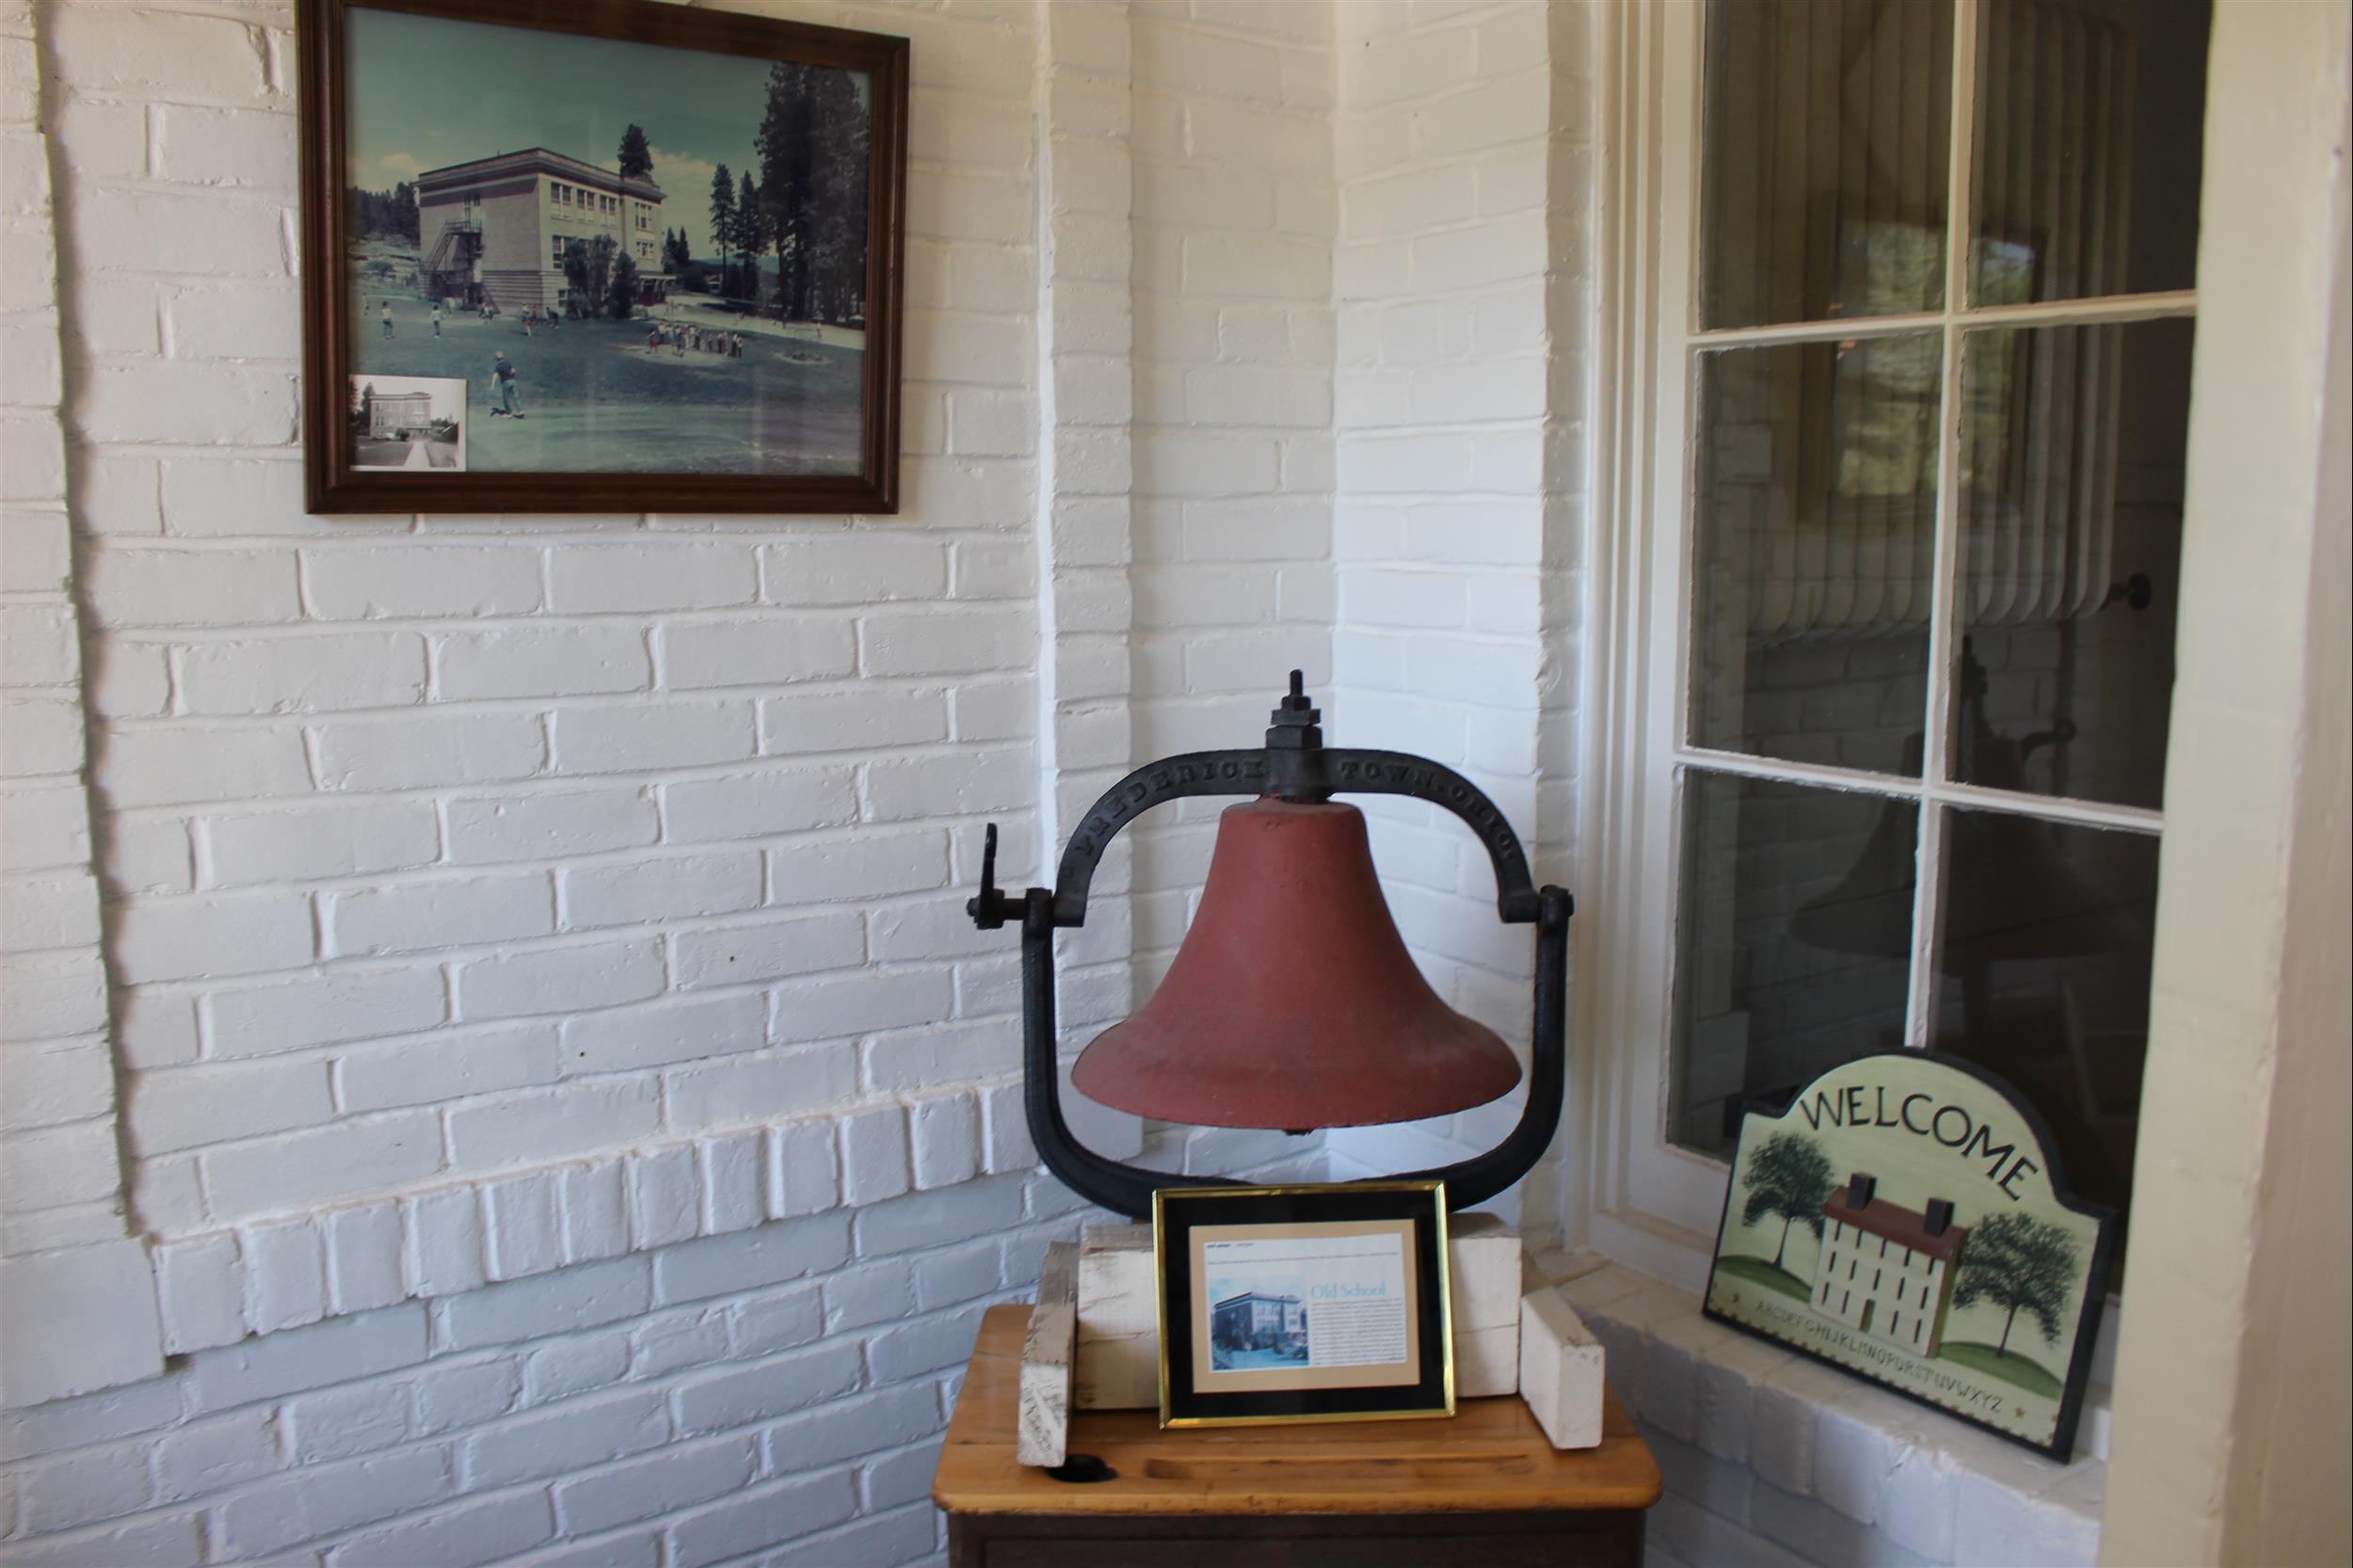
[1705,1052,2115,1459]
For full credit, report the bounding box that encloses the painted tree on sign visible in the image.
[1740,1131,1834,1271]
[1953,1212,2079,1357]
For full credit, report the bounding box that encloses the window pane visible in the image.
[1691,337,1940,774]
[1969,0,2212,305]
[1702,0,1955,328]
[1953,318,2193,808]
[1670,770,1917,1157]
[1931,810,2157,1228]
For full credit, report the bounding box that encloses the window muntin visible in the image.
[1660,0,2208,1240]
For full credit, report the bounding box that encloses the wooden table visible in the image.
[933,1305,1662,1567]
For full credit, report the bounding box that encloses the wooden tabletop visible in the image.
[933,1306,1663,1518]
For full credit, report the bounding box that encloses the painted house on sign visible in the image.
[415,149,670,312]
[1211,1291,1305,1353]
[1811,1174,1967,1355]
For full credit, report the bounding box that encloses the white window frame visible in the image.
[1574,0,2196,1290]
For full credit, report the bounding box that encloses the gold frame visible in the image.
[1152,1179,1456,1430]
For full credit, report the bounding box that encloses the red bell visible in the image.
[1070,797,1524,1129]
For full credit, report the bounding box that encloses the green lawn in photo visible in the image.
[350,271,864,476]
[1934,1340,2065,1398]
[1713,1253,1815,1302]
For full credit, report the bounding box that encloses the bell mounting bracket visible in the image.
[967,673,1573,1220]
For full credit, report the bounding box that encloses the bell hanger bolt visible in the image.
[966,823,1027,930]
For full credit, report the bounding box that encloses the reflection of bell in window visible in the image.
[1792,642,2142,972]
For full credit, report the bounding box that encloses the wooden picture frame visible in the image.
[1703,1051,2117,1461]
[1154,1181,1455,1431]
[297,0,907,514]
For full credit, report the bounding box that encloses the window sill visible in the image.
[1536,1249,2106,1568]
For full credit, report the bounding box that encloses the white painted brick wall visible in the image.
[1125,0,1335,997]
[34,0,1059,1244]
[1,1176,1104,1567]
[1,0,126,1272]
[1324,1,1593,1224]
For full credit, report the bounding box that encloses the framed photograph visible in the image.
[1703,1051,2116,1461]
[1153,1181,1455,1430]
[297,0,907,514]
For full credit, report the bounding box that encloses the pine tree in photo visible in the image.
[1952,1213,2079,1359]
[756,60,818,321]
[616,123,653,180]
[754,62,869,323]
[710,164,737,296]
[736,168,766,310]
[805,67,869,323]
[1740,1131,1835,1271]
[563,235,616,317]
[609,253,641,320]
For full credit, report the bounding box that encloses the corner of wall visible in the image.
[0,0,167,1409]
[1322,0,1598,1236]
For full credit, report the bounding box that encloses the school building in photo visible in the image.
[362,389,432,438]
[1211,1291,1306,1353]
[415,148,671,313]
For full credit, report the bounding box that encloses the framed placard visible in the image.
[1153,1181,1454,1430]
[297,0,907,513]
[1705,1052,2116,1460]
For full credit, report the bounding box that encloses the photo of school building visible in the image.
[363,388,431,438]
[1211,1291,1306,1355]
[1810,1175,1969,1356]
[415,148,673,313]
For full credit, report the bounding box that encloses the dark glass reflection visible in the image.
[1969,0,2212,307]
[1932,810,2158,1230]
[1954,319,2195,808]
[1691,337,1939,775]
[1702,0,1955,328]
[1670,770,1917,1158]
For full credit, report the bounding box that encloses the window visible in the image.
[552,236,568,267]
[1591,0,2210,1257]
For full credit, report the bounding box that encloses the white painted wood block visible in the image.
[1017,1240,1078,1467]
[1076,1223,1157,1410]
[1519,1286,1606,1449]
[1455,1320,1518,1398]
[1075,1328,1159,1410]
[1076,1223,1154,1338]
[1448,1211,1522,1333]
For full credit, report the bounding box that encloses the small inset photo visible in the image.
[348,374,467,471]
